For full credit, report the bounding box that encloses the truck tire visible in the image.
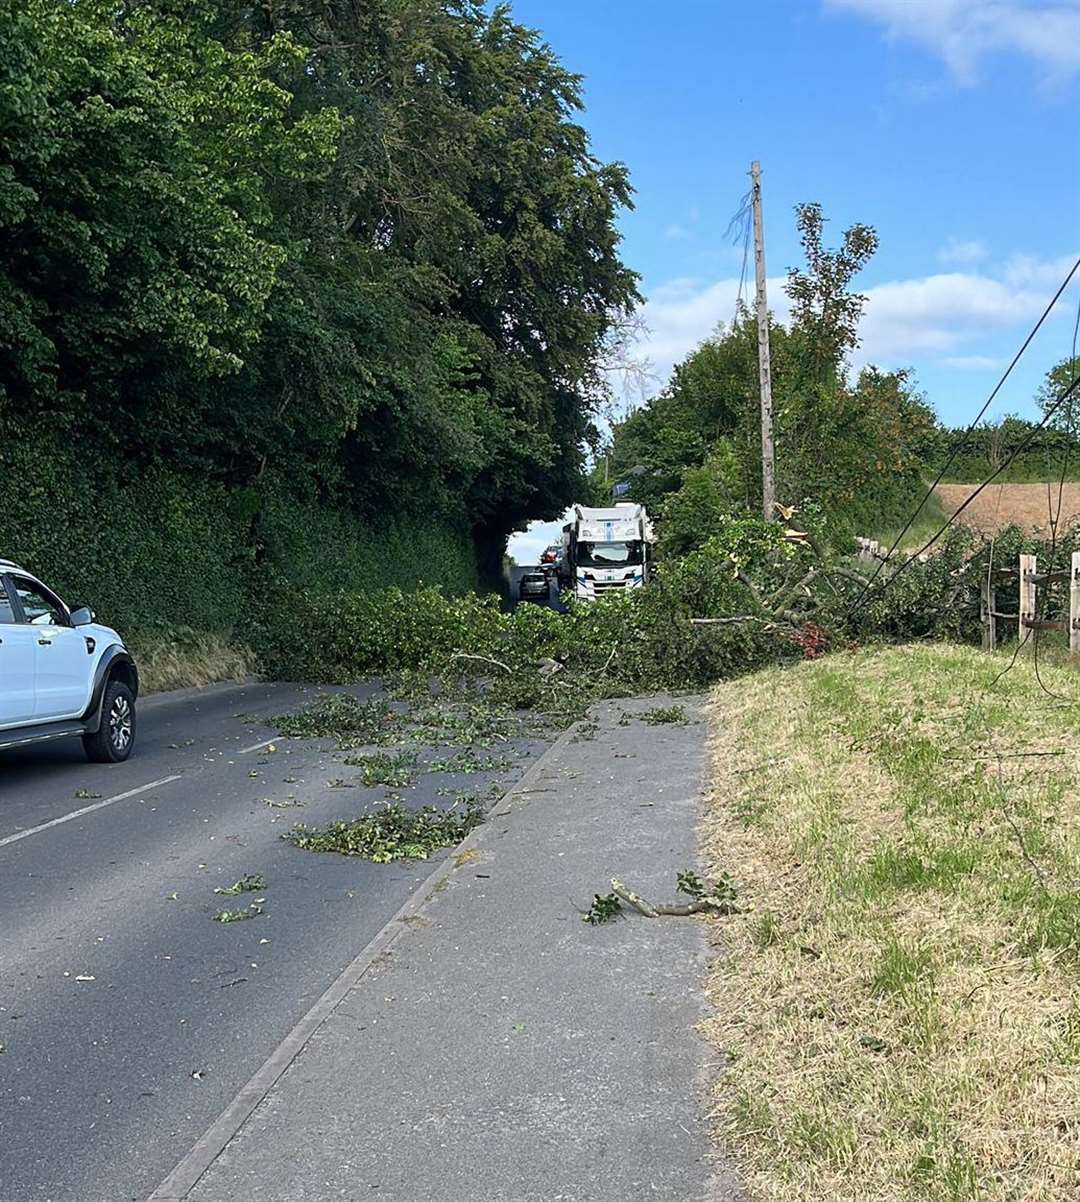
[83,680,137,763]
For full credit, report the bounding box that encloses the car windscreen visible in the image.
[576,540,642,568]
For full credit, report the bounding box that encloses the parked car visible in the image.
[518,570,551,603]
[0,561,139,761]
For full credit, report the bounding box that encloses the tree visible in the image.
[0,0,341,432]
[604,201,935,547]
[1037,355,1080,431]
[1,0,639,579]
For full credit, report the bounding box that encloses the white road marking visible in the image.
[0,775,183,850]
[238,737,281,756]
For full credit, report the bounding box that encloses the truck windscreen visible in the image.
[577,540,642,568]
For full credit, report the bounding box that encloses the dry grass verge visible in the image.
[131,628,257,695]
[703,642,1080,1202]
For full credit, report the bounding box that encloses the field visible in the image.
[703,643,1080,1202]
[934,482,1080,536]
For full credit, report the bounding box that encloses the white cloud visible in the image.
[938,237,988,265]
[857,271,1042,358]
[663,223,691,241]
[825,0,1080,81]
[630,253,1077,389]
[635,275,791,385]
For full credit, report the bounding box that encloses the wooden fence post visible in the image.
[1071,551,1080,659]
[1019,553,1036,644]
[981,574,997,651]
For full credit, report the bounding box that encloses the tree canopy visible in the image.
[0,0,639,551]
[603,203,936,549]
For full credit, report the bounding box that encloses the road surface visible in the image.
[0,680,545,1202]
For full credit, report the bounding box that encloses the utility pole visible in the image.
[750,160,776,520]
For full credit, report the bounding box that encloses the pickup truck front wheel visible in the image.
[83,680,136,763]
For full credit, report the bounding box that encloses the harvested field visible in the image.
[935,481,1080,536]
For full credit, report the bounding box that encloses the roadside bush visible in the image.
[253,585,506,681]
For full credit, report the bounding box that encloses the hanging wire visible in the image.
[724,188,752,330]
[848,256,1080,620]
[1029,284,1080,702]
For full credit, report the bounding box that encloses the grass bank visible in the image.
[129,628,257,695]
[703,642,1080,1201]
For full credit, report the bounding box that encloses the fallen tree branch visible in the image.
[690,615,779,627]
[445,652,513,675]
[610,878,658,916]
[610,877,739,917]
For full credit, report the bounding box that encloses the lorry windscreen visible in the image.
[577,540,642,568]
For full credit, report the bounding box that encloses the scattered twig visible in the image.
[446,652,513,675]
[997,758,1049,892]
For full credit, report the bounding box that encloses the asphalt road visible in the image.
[0,680,546,1202]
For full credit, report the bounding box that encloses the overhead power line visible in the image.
[851,369,1080,617]
[848,254,1080,618]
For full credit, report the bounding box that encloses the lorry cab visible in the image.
[561,503,655,601]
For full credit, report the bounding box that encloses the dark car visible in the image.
[518,570,551,603]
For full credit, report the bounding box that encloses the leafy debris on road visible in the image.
[343,750,418,787]
[285,799,484,862]
[73,789,103,800]
[584,893,622,924]
[637,705,689,726]
[213,874,266,896]
[212,905,263,923]
[274,695,396,748]
[262,797,305,808]
[427,749,512,775]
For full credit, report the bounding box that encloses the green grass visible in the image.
[131,628,257,694]
[864,487,949,553]
[704,641,1080,1202]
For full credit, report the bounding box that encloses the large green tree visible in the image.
[605,203,935,546]
[0,0,638,572]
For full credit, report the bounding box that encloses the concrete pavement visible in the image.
[171,697,738,1202]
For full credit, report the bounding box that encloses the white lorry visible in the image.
[559,503,656,601]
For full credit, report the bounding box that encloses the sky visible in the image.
[507,0,1080,563]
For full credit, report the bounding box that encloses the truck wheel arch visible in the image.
[83,648,140,730]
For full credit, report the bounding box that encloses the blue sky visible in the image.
[508,0,1080,560]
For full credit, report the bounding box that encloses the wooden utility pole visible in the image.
[751,160,776,520]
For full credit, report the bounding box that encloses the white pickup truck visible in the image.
[0,560,139,760]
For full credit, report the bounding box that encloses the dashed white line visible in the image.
[0,775,183,849]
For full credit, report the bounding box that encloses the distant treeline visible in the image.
[922,418,1080,483]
